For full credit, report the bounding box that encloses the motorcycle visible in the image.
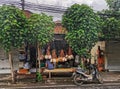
[72,64,103,85]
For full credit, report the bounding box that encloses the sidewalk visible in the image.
[101,71,120,83]
[0,71,120,86]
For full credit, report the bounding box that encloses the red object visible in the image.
[18,69,29,74]
[97,46,104,71]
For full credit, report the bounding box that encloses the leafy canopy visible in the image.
[0,5,27,51]
[98,0,120,40]
[106,0,120,11]
[27,13,54,46]
[62,4,101,57]
[102,17,120,40]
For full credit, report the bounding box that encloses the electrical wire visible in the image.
[0,0,67,13]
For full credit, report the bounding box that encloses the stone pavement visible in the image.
[101,71,120,83]
[0,71,120,86]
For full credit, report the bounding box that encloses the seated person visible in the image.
[40,60,45,74]
[46,59,54,70]
[23,61,30,69]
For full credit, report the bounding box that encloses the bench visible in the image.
[14,70,36,82]
[14,68,76,82]
[43,68,76,78]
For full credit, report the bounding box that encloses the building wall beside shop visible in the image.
[0,48,10,74]
[0,48,19,74]
[91,41,105,65]
[105,41,120,71]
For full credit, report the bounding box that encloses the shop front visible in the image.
[105,41,120,71]
[16,21,78,76]
[15,34,78,81]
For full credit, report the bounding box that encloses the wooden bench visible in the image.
[43,68,76,78]
[14,68,76,82]
[13,69,38,83]
[14,71,36,81]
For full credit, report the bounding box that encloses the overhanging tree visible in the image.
[0,5,27,83]
[27,13,54,79]
[102,17,120,40]
[62,4,101,58]
[98,0,120,41]
[106,0,120,11]
[27,13,54,46]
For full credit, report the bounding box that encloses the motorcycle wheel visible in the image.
[96,73,103,84]
[73,74,84,86]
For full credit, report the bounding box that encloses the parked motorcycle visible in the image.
[72,64,103,85]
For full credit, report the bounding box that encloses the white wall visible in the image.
[91,41,105,64]
[0,48,19,74]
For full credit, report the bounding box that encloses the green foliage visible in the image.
[62,4,101,57]
[0,5,27,52]
[62,4,101,32]
[102,17,120,40]
[36,72,42,81]
[106,0,120,11]
[27,13,54,46]
[98,10,120,20]
[98,1,120,41]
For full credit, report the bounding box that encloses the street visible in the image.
[0,83,120,89]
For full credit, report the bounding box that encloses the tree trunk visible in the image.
[36,43,42,82]
[37,43,41,72]
[8,51,15,83]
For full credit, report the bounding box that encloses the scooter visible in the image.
[72,64,103,85]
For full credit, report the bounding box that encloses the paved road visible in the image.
[0,83,120,89]
[0,72,120,89]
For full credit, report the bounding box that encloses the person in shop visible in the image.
[45,45,54,70]
[97,46,104,71]
[45,59,54,70]
[23,61,30,69]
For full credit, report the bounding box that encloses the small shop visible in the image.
[16,21,78,77]
[15,11,78,75]
[17,11,76,73]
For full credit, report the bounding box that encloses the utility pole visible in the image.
[21,0,25,10]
